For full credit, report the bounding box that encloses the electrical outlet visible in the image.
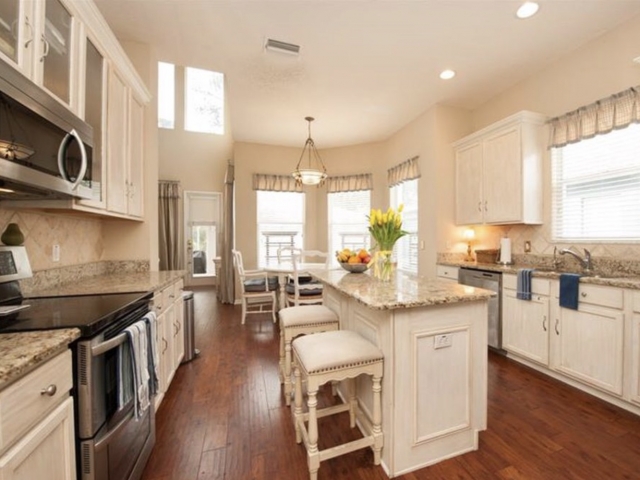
[434,334,453,349]
[524,241,532,253]
[52,244,60,262]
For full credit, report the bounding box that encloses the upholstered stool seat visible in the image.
[279,305,339,406]
[292,330,384,480]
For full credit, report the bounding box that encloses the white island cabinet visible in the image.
[312,269,493,477]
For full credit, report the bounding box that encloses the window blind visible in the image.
[328,190,371,264]
[390,179,419,273]
[552,123,640,240]
[256,191,305,266]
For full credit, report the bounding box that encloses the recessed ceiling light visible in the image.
[440,69,456,80]
[516,1,539,19]
[634,55,640,64]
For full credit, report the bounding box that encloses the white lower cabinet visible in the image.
[552,303,624,396]
[153,278,185,410]
[436,265,459,283]
[628,293,640,406]
[0,398,76,480]
[503,289,550,366]
[0,351,76,480]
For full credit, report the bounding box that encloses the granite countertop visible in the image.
[0,328,80,390]
[439,261,640,289]
[311,268,495,310]
[25,270,186,298]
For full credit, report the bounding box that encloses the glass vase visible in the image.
[372,250,393,282]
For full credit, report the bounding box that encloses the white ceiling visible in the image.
[93,0,640,148]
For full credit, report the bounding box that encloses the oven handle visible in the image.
[91,331,128,357]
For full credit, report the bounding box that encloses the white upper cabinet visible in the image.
[0,0,33,75]
[454,111,547,226]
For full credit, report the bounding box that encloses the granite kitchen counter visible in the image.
[310,268,495,310]
[0,328,80,390]
[439,261,640,289]
[24,270,186,298]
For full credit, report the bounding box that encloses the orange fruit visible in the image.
[358,249,368,259]
[348,255,361,264]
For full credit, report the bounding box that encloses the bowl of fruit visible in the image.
[336,248,371,273]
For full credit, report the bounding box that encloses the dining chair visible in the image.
[284,250,329,307]
[232,250,278,324]
[277,246,302,263]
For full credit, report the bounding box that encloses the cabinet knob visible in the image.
[580,292,587,297]
[40,384,57,396]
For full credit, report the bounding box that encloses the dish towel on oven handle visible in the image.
[144,311,160,396]
[516,268,533,300]
[125,321,151,419]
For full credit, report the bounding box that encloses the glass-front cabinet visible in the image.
[0,0,79,111]
[0,0,33,76]
[81,37,105,207]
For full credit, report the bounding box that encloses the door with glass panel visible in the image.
[184,191,221,287]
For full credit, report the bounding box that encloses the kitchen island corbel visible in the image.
[310,269,494,477]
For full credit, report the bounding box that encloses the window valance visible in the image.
[326,173,373,193]
[387,156,420,187]
[549,86,640,148]
[159,180,181,199]
[252,174,302,192]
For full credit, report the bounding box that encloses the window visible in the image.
[190,223,217,276]
[552,123,640,241]
[328,190,371,264]
[185,67,224,134]
[390,179,418,273]
[257,191,305,267]
[157,62,175,129]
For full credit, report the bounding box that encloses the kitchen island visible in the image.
[310,269,494,477]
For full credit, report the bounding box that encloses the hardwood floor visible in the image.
[142,288,640,480]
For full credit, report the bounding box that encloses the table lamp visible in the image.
[463,229,475,261]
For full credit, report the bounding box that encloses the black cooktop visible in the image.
[0,291,152,337]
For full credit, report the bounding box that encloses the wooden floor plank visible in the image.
[142,287,640,480]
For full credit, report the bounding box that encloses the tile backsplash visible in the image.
[0,208,103,271]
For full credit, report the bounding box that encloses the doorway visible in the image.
[184,191,222,287]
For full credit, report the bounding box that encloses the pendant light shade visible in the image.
[292,116,327,186]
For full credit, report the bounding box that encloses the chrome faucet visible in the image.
[557,247,592,273]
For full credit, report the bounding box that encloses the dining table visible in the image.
[264,262,333,308]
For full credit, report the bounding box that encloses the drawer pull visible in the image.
[40,384,57,396]
[542,316,547,332]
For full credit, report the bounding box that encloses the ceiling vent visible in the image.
[265,38,300,56]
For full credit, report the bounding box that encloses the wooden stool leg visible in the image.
[372,374,383,465]
[284,339,293,406]
[294,365,303,444]
[348,378,357,428]
[279,329,284,384]
[307,388,320,480]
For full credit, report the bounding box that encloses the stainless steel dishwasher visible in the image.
[458,267,503,351]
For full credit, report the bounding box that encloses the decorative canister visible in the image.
[1,223,25,246]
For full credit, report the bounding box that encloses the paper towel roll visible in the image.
[499,237,512,265]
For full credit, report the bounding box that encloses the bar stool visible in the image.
[279,305,339,406]
[292,330,384,480]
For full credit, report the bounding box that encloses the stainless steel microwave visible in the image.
[0,59,93,201]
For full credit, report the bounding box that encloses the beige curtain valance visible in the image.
[549,86,640,148]
[252,174,302,192]
[387,156,420,187]
[326,173,373,193]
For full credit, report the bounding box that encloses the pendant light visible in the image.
[292,116,327,186]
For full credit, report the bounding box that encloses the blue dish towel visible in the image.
[516,269,533,300]
[560,273,581,310]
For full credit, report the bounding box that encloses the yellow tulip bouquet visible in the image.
[367,205,408,281]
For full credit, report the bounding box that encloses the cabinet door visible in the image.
[79,37,106,208]
[631,313,640,406]
[38,0,75,107]
[482,126,522,224]
[0,0,33,75]
[0,397,76,480]
[503,290,550,365]
[172,295,185,368]
[163,302,177,387]
[106,67,129,215]
[554,305,624,396]
[127,95,144,217]
[455,141,483,225]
